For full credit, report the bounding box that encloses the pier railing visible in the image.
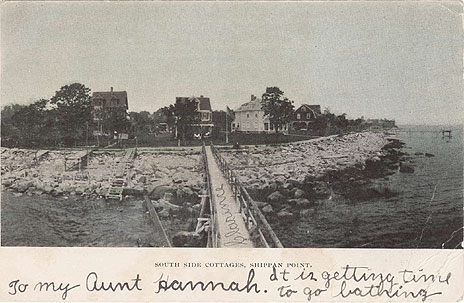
[200,143,217,247]
[209,143,283,248]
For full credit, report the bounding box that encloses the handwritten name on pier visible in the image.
[214,184,249,246]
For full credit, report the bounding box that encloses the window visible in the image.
[307,113,312,119]
[255,113,258,118]
[247,113,249,118]
[297,113,301,120]
[264,123,269,131]
[201,112,210,121]
[270,124,274,130]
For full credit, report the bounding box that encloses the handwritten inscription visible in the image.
[214,184,248,246]
[5,264,454,301]
[154,268,263,294]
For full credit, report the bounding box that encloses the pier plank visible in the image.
[204,146,253,248]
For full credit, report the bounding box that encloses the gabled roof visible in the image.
[197,97,212,111]
[92,91,128,109]
[236,97,263,112]
[176,96,212,111]
[297,104,321,115]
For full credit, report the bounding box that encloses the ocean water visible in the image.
[1,195,159,247]
[271,125,463,248]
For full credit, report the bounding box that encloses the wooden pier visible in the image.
[394,128,454,138]
[197,143,283,248]
[106,148,137,200]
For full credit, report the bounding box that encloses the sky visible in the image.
[1,1,463,125]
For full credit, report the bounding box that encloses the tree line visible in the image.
[1,83,375,148]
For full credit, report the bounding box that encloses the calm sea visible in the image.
[272,125,463,248]
[1,195,159,247]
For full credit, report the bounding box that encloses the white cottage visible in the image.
[232,94,287,133]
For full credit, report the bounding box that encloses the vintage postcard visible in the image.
[0,1,463,302]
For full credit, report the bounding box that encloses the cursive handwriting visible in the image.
[215,184,248,246]
[86,272,142,292]
[154,268,264,294]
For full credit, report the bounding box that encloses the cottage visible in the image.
[176,96,214,136]
[91,87,128,120]
[233,94,287,133]
[291,104,321,130]
[91,87,129,136]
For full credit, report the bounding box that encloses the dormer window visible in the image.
[306,113,312,119]
[296,113,301,120]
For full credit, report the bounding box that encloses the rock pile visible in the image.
[223,132,388,190]
[1,148,204,207]
[221,132,392,218]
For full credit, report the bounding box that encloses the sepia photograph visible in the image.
[1,1,462,250]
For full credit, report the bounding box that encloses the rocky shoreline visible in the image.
[1,149,204,218]
[221,132,408,220]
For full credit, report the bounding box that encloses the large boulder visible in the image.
[261,204,274,214]
[40,185,54,194]
[294,189,305,199]
[267,191,284,203]
[172,231,204,247]
[172,170,193,183]
[276,209,293,220]
[163,192,174,202]
[15,181,33,193]
[254,201,269,208]
[312,181,331,199]
[176,186,197,204]
[299,208,314,216]
[295,198,312,208]
[2,178,15,188]
[153,199,180,210]
[150,185,175,199]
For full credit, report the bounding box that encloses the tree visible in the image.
[162,99,198,140]
[101,108,130,137]
[1,104,25,146]
[261,87,294,133]
[129,111,153,136]
[10,99,54,147]
[160,106,176,132]
[50,83,92,146]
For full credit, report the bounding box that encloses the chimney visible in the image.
[200,95,204,98]
[251,94,256,101]
[110,87,113,92]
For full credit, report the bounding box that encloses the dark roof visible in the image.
[297,104,321,115]
[92,90,128,109]
[198,97,212,111]
[176,96,212,111]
